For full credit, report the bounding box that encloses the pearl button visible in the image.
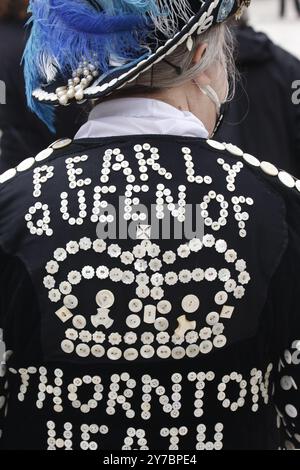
[107,347,122,360]
[75,343,90,357]
[157,300,172,314]
[51,138,72,149]
[64,295,78,309]
[61,339,74,354]
[206,140,226,151]
[17,157,35,172]
[0,168,17,183]
[285,404,298,418]
[129,298,143,313]
[96,290,115,308]
[35,147,54,162]
[278,171,295,188]
[260,161,279,176]
[144,305,156,324]
[126,314,141,328]
[181,294,200,313]
[225,143,243,156]
[243,153,260,167]
[72,315,86,329]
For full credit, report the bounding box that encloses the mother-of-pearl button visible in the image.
[96,290,115,308]
[61,339,74,354]
[129,298,143,313]
[35,147,54,162]
[124,348,138,361]
[107,347,122,360]
[157,300,172,314]
[225,143,244,157]
[76,343,90,357]
[72,315,86,329]
[126,314,141,328]
[140,345,155,359]
[213,335,227,348]
[278,171,295,188]
[285,404,298,418]
[214,291,228,305]
[51,138,72,149]
[243,153,260,167]
[175,315,196,336]
[91,345,105,358]
[181,294,200,313]
[260,161,279,176]
[144,305,156,324]
[0,168,17,183]
[17,157,35,172]
[199,340,213,354]
[154,317,169,331]
[206,312,219,325]
[206,140,226,151]
[64,294,78,309]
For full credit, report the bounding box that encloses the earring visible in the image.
[55,58,99,106]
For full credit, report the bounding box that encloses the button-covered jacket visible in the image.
[0,135,300,450]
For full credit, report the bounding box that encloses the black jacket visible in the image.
[0,135,300,450]
[218,26,300,178]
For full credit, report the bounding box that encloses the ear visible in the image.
[192,43,211,88]
[192,43,208,65]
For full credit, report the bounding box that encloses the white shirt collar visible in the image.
[74,97,209,140]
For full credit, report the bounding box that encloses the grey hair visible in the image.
[119,23,236,101]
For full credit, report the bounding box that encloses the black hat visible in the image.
[24,0,251,129]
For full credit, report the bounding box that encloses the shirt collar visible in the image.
[75,97,209,140]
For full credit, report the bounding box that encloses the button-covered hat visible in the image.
[24,0,251,129]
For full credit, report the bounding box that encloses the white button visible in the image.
[206,140,226,151]
[213,335,227,348]
[51,138,72,149]
[91,345,105,358]
[243,153,260,167]
[126,314,141,328]
[96,290,115,308]
[144,305,156,324]
[199,340,213,354]
[0,168,16,183]
[107,347,122,360]
[64,295,78,310]
[206,312,219,325]
[129,298,143,313]
[260,161,278,176]
[280,376,292,391]
[140,345,155,359]
[278,171,295,188]
[17,157,35,172]
[157,345,171,359]
[220,305,235,319]
[285,404,298,419]
[35,147,54,162]
[55,306,73,323]
[61,339,74,354]
[214,291,228,305]
[225,143,243,156]
[72,315,86,329]
[75,343,90,357]
[124,348,138,361]
[181,295,200,313]
[157,300,172,314]
[154,317,169,331]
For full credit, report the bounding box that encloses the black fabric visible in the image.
[217,25,300,178]
[0,20,87,172]
[0,135,299,450]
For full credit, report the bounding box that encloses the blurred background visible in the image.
[250,0,300,58]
